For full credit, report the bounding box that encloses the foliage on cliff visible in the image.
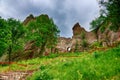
[90,0,120,32]
[0,14,60,60]
[25,14,60,55]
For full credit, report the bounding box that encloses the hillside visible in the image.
[0,14,120,61]
[0,45,120,80]
[0,0,120,80]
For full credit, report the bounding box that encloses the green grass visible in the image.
[27,46,120,80]
[0,45,120,80]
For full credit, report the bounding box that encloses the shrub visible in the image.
[81,39,88,48]
[90,41,102,48]
[100,26,106,33]
[39,65,46,70]
[28,70,53,80]
[93,52,100,58]
[81,31,85,40]
[80,31,88,48]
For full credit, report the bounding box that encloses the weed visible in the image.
[29,70,53,80]
[1,45,120,80]
[93,52,100,58]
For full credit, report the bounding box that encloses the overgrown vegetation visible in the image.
[90,41,102,48]
[26,14,59,55]
[0,17,25,62]
[90,0,120,32]
[0,14,59,61]
[81,31,88,48]
[0,1,120,79]
[0,45,119,79]
[28,45,120,80]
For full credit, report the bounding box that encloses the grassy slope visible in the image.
[0,46,120,80]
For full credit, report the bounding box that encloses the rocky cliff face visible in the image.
[23,14,51,58]
[72,23,97,50]
[23,14,35,25]
[55,37,72,53]
[72,23,97,43]
[72,23,86,37]
[86,32,97,44]
[55,22,120,52]
[98,27,120,46]
[23,14,120,55]
[55,23,97,52]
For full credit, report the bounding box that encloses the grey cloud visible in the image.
[0,0,100,37]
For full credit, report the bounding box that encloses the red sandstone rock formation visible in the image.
[55,23,97,52]
[72,22,97,43]
[55,37,72,53]
[23,14,35,25]
[72,23,86,36]
[23,14,120,54]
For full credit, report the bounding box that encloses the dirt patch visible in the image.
[0,70,35,80]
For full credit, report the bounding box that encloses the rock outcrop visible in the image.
[23,14,35,25]
[55,23,97,52]
[23,14,120,55]
[55,22,120,52]
[72,23,86,37]
[72,23,97,43]
[23,14,51,58]
[55,37,72,53]
[98,27,120,46]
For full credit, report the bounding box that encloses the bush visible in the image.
[93,52,100,58]
[100,26,106,33]
[81,40,88,48]
[39,65,46,70]
[90,41,102,48]
[28,70,53,80]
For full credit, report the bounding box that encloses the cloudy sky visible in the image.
[0,0,100,37]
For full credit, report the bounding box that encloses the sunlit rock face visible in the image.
[23,14,120,55]
[72,22,97,43]
[98,27,120,46]
[55,23,97,52]
[55,37,72,53]
[72,22,86,38]
[23,14,35,25]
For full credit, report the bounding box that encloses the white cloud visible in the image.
[31,0,55,9]
[0,0,17,19]
[0,0,100,37]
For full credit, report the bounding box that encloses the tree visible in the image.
[107,0,120,31]
[0,17,25,62]
[90,15,106,39]
[6,18,25,62]
[0,17,10,57]
[91,0,120,34]
[97,0,120,31]
[90,15,106,31]
[26,14,59,55]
